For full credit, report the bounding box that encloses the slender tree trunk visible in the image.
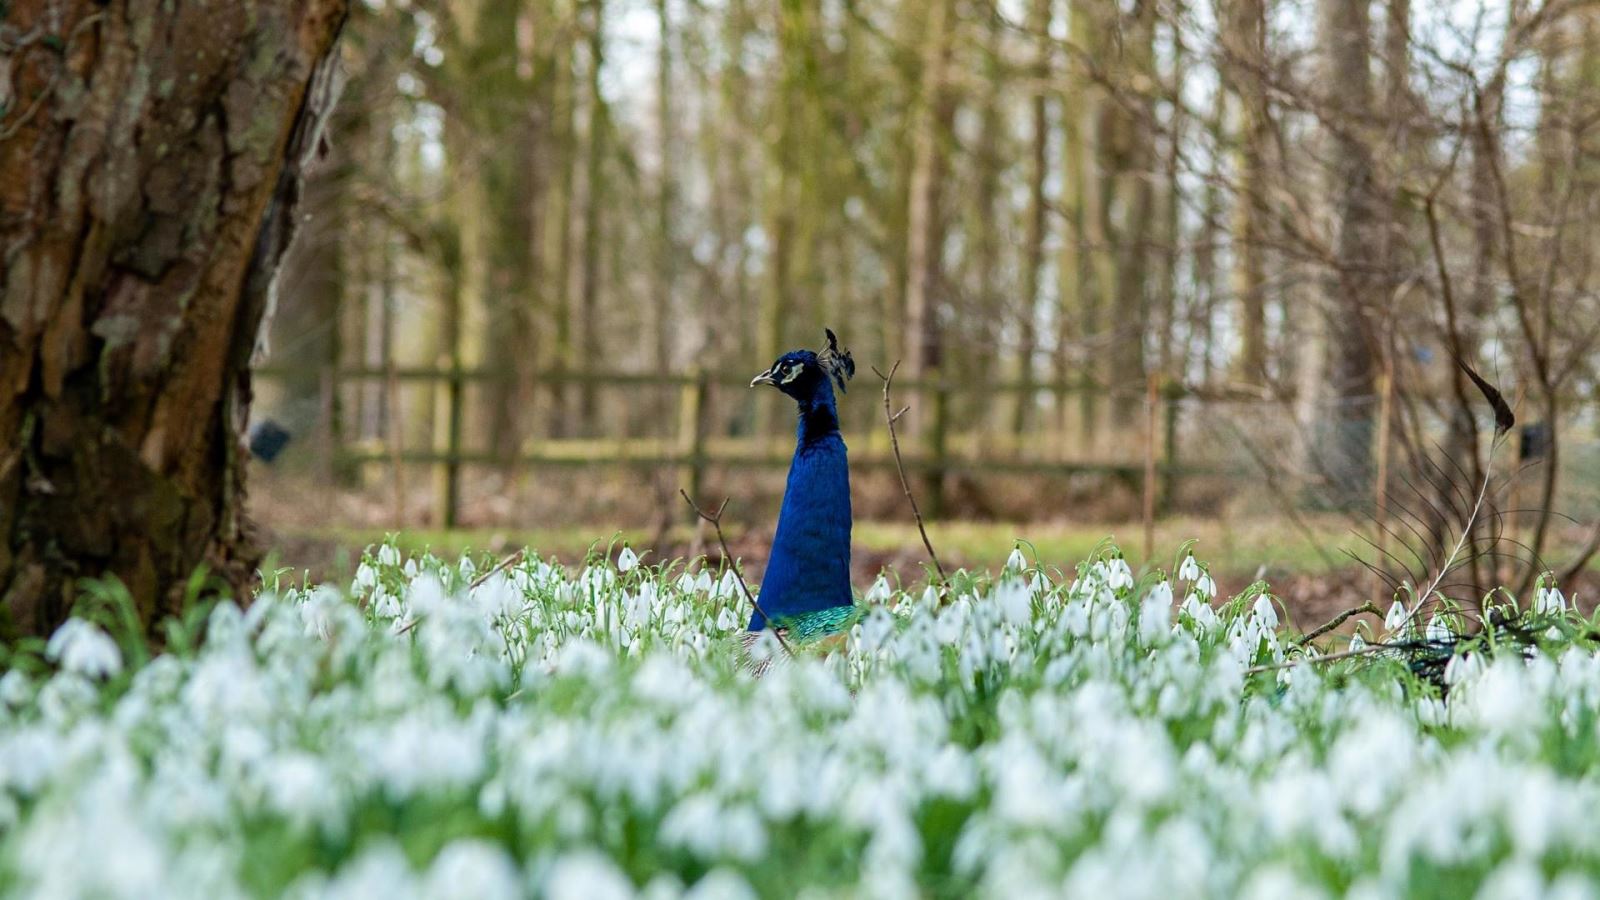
[576,0,606,433]
[1190,88,1228,385]
[545,12,577,438]
[0,0,347,638]
[1014,0,1052,437]
[1057,0,1093,435]
[1107,1,1157,429]
[653,0,676,372]
[1157,9,1186,380]
[1224,0,1269,383]
[1316,0,1380,508]
[902,0,955,423]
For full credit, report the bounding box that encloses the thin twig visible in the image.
[680,490,794,656]
[1294,602,1381,647]
[471,548,527,589]
[396,549,529,636]
[871,361,947,583]
[1246,642,1391,675]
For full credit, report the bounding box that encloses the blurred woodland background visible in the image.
[253,0,1600,593]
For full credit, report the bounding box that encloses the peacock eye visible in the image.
[780,362,803,384]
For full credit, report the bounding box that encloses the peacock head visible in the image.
[750,328,856,402]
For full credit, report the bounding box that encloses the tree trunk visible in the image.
[1013,0,1051,436]
[903,0,955,426]
[576,0,606,434]
[1225,0,1270,384]
[1107,1,1157,429]
[653,0,676,372]
[0,0,347,638]
[1316,0,1380,508]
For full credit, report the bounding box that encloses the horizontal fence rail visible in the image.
[252,364,1287,528]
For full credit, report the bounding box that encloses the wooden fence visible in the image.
[255,365,1243,529]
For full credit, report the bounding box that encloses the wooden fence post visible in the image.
[1143,372,1158,562]
[432,355,463,529]
[926,380,950,519]
[1161,380,1180,514]
[678,369,711,521]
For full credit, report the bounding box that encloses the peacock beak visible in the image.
[750,370,777,388]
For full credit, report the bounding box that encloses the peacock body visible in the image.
[746,330,859,646]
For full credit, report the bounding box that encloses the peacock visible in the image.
[744,329,859,647]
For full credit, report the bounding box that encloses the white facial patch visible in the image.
[779,363,803,385]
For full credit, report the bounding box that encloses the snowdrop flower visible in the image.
[1425,615,1449,643]
[1384,599,1408,633]
[618,546,639,573]
[1252,594,1279,630]
[995,578,1032,627]
[1178,554,1201,582]
[1107,556,1134,592]
[1534,585,1566,615]
[865,575,893,605]
[1193,571,1216,599]
[1141,581,1174,644]
[423,840,523,900]
[377,543,402,567]
[45,619,122,679]
[1005,546,1028,573]
[544,851,636,900]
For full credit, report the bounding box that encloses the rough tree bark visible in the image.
[1317,0,1380,507]
[0,0,348,638]
[1223,0,1269,384]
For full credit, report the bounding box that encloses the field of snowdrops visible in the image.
[3,542,1600,900]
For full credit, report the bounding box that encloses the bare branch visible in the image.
[1294,602,1382,647]
[679,490,794,657]
[870,361,948,584]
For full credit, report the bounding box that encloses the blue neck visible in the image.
[797,381,841,443]
[750,382,853,631]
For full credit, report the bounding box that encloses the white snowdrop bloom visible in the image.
[618,546,640,573]
[1349,632,1367,651]
[1251,594,1278,630]
[1384,599,1409,632]
[1141,581,1174,645]
[1178,554,1201,581]
[1444,652,1485,687]
[685,869,757,900]
[1193,571,1216,599]
[865,575,893,604]
[859,607,896,653]
[1535,585,1567,615]
[1475,859,1545,900]
[45,618,122,679]
[995,578,1032,627]
[1107,556,1134,592]
[377,543,402,567]
[1240,865,1329,900]
[300,842,418,900]
[543,850,637,900]
[1005,546,1028,573]
[0,669,31,708]
[1425,615,1450,643]
[1547,873,1600,900]
[373,585,402,618]
[715,607,738,633]
[403,558,419,578]
[354,562,378,593]
[422,840,522,900]
[260,751,340,828]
